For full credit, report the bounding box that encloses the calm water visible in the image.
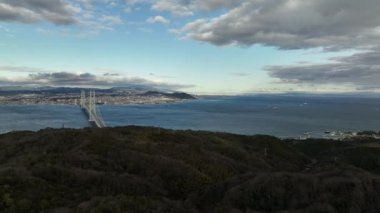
[0,105,90,133]
[1,95,380,137]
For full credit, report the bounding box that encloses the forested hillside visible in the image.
[0,127,379,212]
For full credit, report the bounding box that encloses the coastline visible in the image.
[1,95,380,140]
[0,97,192,106]
[1,123,379,142]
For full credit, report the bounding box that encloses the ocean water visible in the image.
[1,95,380,137]
[0,105,90,133]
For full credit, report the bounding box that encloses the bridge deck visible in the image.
[82,105,106,128]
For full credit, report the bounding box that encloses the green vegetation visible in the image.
[0,126,379,212]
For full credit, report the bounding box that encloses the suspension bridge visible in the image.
[80,90,106,128]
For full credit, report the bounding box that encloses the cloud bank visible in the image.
[0,66,192,91]
[178,0,380,50]
[0,0,124,35]
[267,50,380,90]
[0,0,79,25]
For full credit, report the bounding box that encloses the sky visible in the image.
[0,0,380,94]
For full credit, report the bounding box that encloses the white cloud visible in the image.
[151,0,242,17]
[100,15,123,25]
[152,1,193,17]
[146,16,170,24]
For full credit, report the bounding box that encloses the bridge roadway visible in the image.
[82,104,106,128]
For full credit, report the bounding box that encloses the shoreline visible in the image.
[0,99,193,106]
[1,124,379,141]
[1,96,379,140]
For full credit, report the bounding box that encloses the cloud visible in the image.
[152,1,194,17]
[267,50,380,90]
[158,0,380,92]
[76,2,124,30]
[0,66,193,90]
[28,72,97,85]
[177,0,380,50]
[0,0,79,25]
[100,15,123,25]
[125,0,152,5]
[0,65,50,73]
[103,73,120,77]
[0,0,127,35]
[146,16,170,24]
[2,0,380,93]
[151,0,242,17]
[124,0,241,16]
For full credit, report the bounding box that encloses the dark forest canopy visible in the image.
[0,126,379,212]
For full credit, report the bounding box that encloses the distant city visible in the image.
[0,87,196,105]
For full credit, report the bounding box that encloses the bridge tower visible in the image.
[80,89,106,128]
[80,90,86,108]
[88,90,96,122]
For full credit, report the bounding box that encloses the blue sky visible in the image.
[1,0,379,94]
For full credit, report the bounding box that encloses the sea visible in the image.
[1,94,380,138]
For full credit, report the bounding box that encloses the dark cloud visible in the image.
[179,0,380,50]
[0,0,78,25]
[29,72,97,85]
[267,50,380,90]
[0,69,193,90]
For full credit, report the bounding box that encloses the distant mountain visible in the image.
[143,91,196,99]
[111,85,160,92]
[0,86,32,91]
